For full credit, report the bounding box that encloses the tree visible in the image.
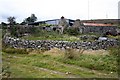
[23,14,37,24]
[30,14,37,22]
[1,22,7,29]
[7,16,18,36]
[7,16,16,25]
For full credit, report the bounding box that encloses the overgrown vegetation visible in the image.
[22,30,80,41]
[1,15,120,78]
[108,46,120,56]
[108,37,120,76]
[64,48,84,59]
[64,27,80,36]
[57,54,118,72]
[2,48,118,78]
[2,48,29,54]
[64,48,78,59]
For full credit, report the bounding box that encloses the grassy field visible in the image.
[22,31,80,42]
[21,30,100,42]
[21,30,120,42]
[2,48,118,78]
[1,29,119,78]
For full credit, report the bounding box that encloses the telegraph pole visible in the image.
[88,0,89,20]
[118,1,120,19]
[106,14,108,19]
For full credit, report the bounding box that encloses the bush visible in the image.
[29,27,40,34]
[9,25,18,37]
[64,48,84,59]
[64,48,75,59]
[64,27,79,36]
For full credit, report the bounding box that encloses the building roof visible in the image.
[28,19,75,25]
[83,23,115,27]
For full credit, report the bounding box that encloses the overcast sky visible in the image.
[0,0,119,23]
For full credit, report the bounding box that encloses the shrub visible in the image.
[29,27,40,34]
[64,48,84,59]
[64,48,75,59]
[64,27,79,36]
[9,25,18,37]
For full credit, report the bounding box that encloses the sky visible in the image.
[0,0,119,23]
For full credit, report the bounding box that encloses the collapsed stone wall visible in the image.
[3,36,119,50]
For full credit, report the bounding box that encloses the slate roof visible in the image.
[28,19,75,25]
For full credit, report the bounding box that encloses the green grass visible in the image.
[2,50,118,78]
[107,35,120,40]
[56,54,118,72]
[21,30,81,42]
[21,30,120,42]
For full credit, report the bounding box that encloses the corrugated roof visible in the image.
[83,23,114,27]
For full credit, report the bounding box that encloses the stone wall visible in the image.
[79,26,117,34]
[3,36,119,50]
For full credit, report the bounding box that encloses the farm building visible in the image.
[29,18,119,35]
[79,23,117,34]
[28,19,75,26]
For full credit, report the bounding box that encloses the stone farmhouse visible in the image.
[79,23,117,34]
[29,18,119,35]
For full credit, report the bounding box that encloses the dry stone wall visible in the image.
[3,36,119,50]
